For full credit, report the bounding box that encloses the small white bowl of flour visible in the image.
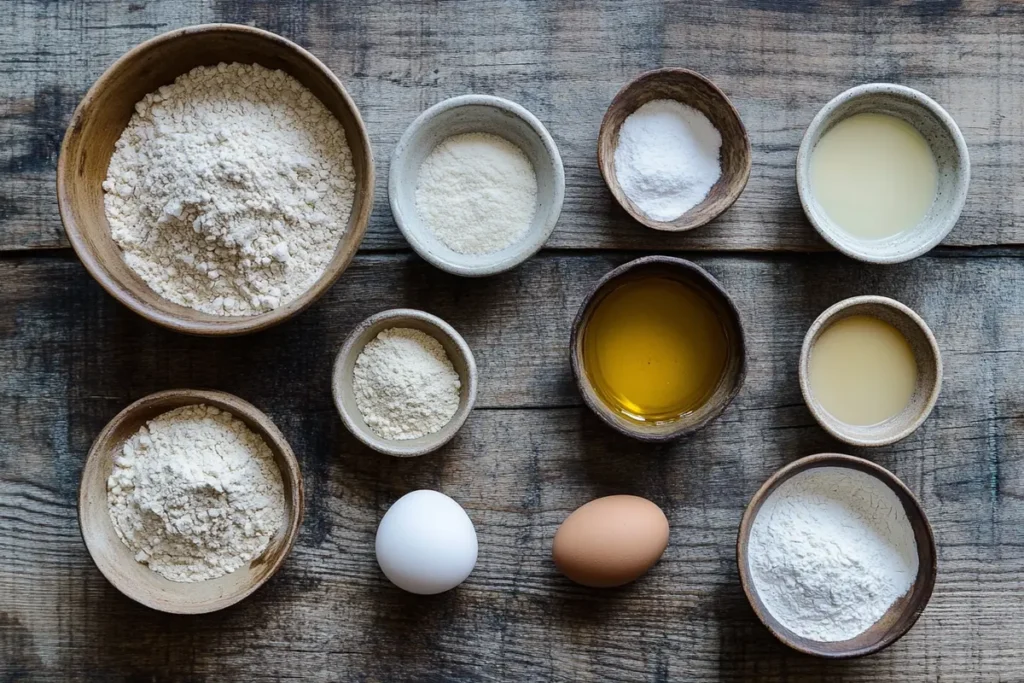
[332,308,478,457]
[389,95,564,277]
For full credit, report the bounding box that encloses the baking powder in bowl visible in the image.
[748,467,919,642]
[613,99,722,222]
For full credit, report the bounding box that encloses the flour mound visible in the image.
[103,62,355,316]
[415,132,537,255]
[106,404,286,583]
[352,327,462,440]
[748,467,918,642]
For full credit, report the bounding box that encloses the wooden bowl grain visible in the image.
[78,389,304,614]
[56,24,374,336]
[799,296,942,447]
[570,256,747,441]
[737,453,937,658]
[332,309,478,457]
[597,68,751,232]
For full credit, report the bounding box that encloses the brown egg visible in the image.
[552,494,669,588]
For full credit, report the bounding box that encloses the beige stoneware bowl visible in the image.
[333,309,478,457]
[797,83,970,264]
[78,389,304,614]
[57,24,374,335]
[737,453,937,658]
[799,296,942,447]
[389,94,564,277]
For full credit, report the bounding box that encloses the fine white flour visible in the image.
[415,132,537,255]
[353,327,462,440]
[614,99,722,222]
[103,62,355,316]
[748,467,919,642]
[106,404,286,583]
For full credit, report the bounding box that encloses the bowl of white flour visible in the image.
[332,308,478,457]
[737,453,936,658]
[389,95,564,277]
[57,24,374,335]
[78,389,304,614]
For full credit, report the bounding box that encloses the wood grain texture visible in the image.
[2,250,1024,680]
[3,0,1024,252]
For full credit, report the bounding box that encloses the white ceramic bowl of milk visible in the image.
[797,83,970,264]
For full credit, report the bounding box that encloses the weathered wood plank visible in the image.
[2,0,1022,251]
[1,250,1023,680]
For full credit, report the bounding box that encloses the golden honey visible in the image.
[581,276,730,422]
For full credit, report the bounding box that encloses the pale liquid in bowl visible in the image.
[809,315,918,426]
[810,113,938,240]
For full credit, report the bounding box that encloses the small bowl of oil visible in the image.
[570,255,747,441]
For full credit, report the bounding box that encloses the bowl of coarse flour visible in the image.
[389,95,564,277]
[57,24,374,335]
[78,389,304,614]
[737,453,937,658]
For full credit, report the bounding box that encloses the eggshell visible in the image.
[552,494,669,588]
[375,490,478,595]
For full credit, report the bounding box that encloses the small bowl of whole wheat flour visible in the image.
[598,68,751,233]
[389,95,564,277]
[332,309,479,457]
[78,389,303,614]
[57,24,374,335]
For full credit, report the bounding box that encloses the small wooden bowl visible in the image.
[57,24,374,335]
[597,68,751,232]
[737,453,937,658]
[570,256,747,441]
[799,296,942,447]
[332,309,478,457]
[78,389,304,614]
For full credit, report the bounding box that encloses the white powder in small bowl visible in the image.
[414,132,538,255]
[613,99,722,222]
[352,327,462,440]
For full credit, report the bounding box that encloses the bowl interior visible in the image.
[797,85,969,263]
[58,24,374,335]
[738,454,937,658]
[597,68,751,232]
[390,97,564,276]
[333,309,478,457]
[800,297,942,446]
[571,256,746,441]
[78,389,303,614]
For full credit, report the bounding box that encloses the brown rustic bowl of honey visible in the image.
[570,256,747,441]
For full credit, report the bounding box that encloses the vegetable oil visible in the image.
[581,276,730,423]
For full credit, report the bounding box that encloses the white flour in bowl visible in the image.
[103,62,355,316]
[106,404,286,583]
[748,466,919,642]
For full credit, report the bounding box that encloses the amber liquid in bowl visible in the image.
[581,276,730,423]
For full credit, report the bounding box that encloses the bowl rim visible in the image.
[388,93,565,277]
[798,295,943,447]
[736,452,938,658]
[332,308,479,457]
[77,388,305,614]
[796,82,971,264]
[56,23,375,336]
[569,255,747,441]
[597,66,752,233]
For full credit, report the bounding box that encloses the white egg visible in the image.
[375,490,478,595]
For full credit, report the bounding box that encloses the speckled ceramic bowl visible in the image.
[799,296,942,447]
[389,95,564,277]
[797,83,970,264]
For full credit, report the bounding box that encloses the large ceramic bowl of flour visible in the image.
[57,24,374,335]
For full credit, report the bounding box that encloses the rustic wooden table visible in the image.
[2,1,1023,680]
